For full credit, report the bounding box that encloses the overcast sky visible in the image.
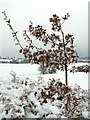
[0,0,89,58]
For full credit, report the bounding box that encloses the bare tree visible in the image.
[2,11,78,85]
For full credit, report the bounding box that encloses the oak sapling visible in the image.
[2,11,78,85]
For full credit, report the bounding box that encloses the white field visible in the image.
[0,63,88,90]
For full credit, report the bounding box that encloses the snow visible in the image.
[0,63,89,119]
[0,63,88,89]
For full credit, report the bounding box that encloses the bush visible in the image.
[38,64,57,74]
[48,65,57,74]
[38,65,47,74]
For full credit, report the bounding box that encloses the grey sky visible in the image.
[0,0,88,58]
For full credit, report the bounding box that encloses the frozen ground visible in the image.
[0,62,88,90]
[0,63,89,119]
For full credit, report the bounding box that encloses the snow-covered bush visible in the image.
[0,74,89,119]
[38,65,57,74]
[70,65,90,73]
[38,65,48,74]
[40,78,89,118]
[10,70,19,83]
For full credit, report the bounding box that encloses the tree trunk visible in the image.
[61,30,68,86]
[65,63,68,85]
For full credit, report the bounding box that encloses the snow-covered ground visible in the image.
[0,63,88,90]
[0,63,89,119]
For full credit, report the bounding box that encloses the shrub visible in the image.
[38,64,57,74]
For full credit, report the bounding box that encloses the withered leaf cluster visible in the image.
[50,14,61,31]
